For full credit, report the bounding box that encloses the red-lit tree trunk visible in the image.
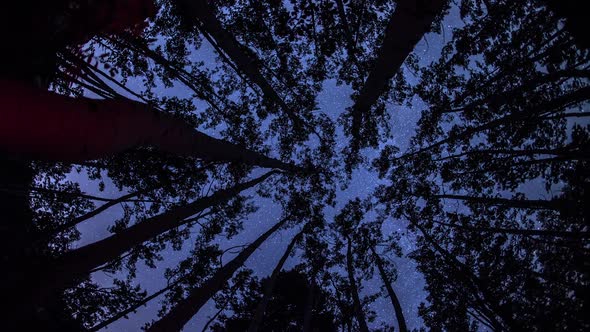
[0,81,300,172]
[147,217,289,332]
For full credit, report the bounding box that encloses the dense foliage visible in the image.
[0,0,587,331]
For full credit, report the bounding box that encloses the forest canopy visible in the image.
[0,0,587,331]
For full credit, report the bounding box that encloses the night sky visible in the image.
[67,6,463,331]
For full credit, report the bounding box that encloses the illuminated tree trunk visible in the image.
[0,81,299,172]
[147,217,289,332]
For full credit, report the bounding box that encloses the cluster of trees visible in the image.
[0,0,586,331]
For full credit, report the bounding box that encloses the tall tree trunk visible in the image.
[107,34,226,114]
[349,0,445,142]
[407,215,520,331]
[442,69,590,115]
[335,0,357,58]
[399,85,590,160]
[432,220,589,238]
[346,238,369,332]
[370,246,407,332]
[51,190,143,236]
[59,0,157,46]
[248,230,303,332]
[0,157,38,330]
[302,278,316,332]
[426,194,570,211]
[89,279,181,332]
[543,0,590,48]
[0,80,299,172]
[174,0,300,126]
[147,217,289,332]
[433,146,589,162]
[49,171,277,293]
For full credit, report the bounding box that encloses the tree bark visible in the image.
[346,238,369,332]
[89,279,180,332]
[147,217,289,332]
[433,220,589,238]
[400,85,590,160]
[406,214,520,331]
[174,0,300,126]
[335,0,357,59]
[248,230,303,332]
[442,69,590,115]
[52,171,277,290]
[51,191,143,236]
[428,194,570,211]
[349,0,445,142]
[0,80,300,172]
[370,246,407,332]
[107,34,226,115]
[302,278,316,332]
[433,147,589,162]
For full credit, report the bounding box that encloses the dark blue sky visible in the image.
[67,5,463,331]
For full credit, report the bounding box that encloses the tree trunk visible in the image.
[407,215,520,331]
[428,194,569,211]
[0,80,299,172]
[434,146,589,162]
[400,85,590,160]
[302,278,316,332]
[60,0,157,46]
[432,220,589,238]
[108,34,226,115]
[147,217,289,332]
[544,0,590,48]
[51,171,277,291]
[335,0,357,59]
[350,0,445,142]
[174,0,300,126]
[89,279,180,332]
[248,230,303,332]
[346,238,369,332]
[52,191,143,236]
[370,246,407,332]
[442,69,590,115]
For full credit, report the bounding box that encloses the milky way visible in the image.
[69,6,463,332]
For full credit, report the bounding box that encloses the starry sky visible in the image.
[67,5,463,331]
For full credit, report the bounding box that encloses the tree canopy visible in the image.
[0,0,587,331]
